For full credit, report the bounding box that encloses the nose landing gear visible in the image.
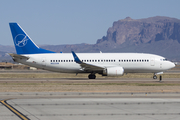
[159,75,162,82]
[153,74,162,82]
[153,75,157,79]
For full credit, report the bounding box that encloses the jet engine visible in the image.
[103,66,124,76]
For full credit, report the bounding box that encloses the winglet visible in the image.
[71,51,82,64]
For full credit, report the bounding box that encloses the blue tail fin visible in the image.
[9,23,55,54]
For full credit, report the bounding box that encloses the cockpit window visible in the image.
[163,59,167,61]
[161,58,168,61]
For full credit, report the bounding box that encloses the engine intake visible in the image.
[103,66,124,76]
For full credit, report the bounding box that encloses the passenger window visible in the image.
[53,60,55,62]
[134,60,136,62]
[129,60,131,62]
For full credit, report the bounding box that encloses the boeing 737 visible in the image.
[9,23,175,80]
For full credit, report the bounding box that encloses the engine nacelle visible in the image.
[103,66,124,76]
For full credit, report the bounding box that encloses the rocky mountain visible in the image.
[97,16,180,46]
[41,16,180,61]
[2,16,180,62]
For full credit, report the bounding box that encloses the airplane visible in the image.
[9,23,175,80]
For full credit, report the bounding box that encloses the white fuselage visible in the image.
[14,53,175,74]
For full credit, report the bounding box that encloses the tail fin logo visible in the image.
[14,34,29,47]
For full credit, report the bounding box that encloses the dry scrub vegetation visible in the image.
[0,72,180,92]
[0,72,179,79]
[0,63,180,92]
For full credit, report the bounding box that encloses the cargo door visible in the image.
[42,57,46,67]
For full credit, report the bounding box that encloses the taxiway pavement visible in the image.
[0,77,180,120]
[1,97,180,120]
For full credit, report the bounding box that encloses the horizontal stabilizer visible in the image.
[8,53,29,59]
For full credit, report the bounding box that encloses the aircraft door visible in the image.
[150,57,155,66]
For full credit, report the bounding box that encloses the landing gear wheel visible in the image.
[88,74,96,79]
[159,75,162,82]
[153,75,157,79]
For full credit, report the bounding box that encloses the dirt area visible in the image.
[1,84,179,93]
[0,78,180,93]
[0,67,179,93]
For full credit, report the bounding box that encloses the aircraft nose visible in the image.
[170,62,175,68]
[164,62,175,70]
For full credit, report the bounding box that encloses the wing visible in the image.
[8,53,29,60]
[72,51,105,72]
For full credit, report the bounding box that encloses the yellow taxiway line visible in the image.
[0,99,29,120]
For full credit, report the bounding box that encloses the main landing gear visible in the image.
[88,73,96,79]
[153,74,162,82]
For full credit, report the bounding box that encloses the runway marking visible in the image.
[0,99,30,120]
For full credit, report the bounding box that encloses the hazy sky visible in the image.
[1,0,180,45]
